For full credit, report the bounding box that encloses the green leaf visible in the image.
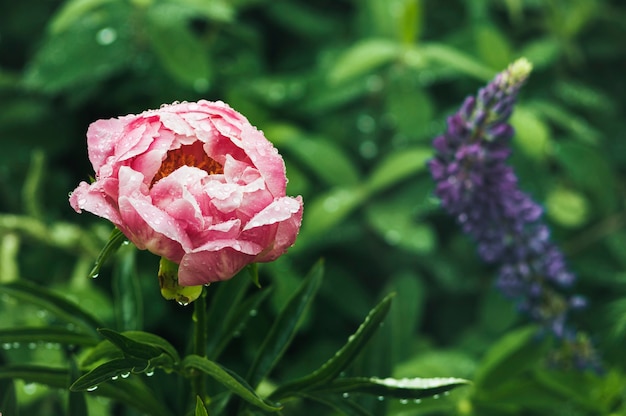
[112,243,142,330]
[366,147,432,193]
[300,392,372,416]
[70,357,149,391]
[246,260,324,388]
[195,395,210,416]
[545,186,589,228]
[420,43,495,81]
[0,379,17,416]
[162,0,235,23]
[511,106,551,160]
[473,326,549,390]
[145,5,211,88]
[532,100,601,145]
[0,280,103,335]
[0,327,99,347]
[205,272,251,358]
[474,24,512,70]
[328,38,401,84]
[211,287,273,360]
[97,329,179,363]
[50,0,115,33]
[183,354,281,412]
[269,294,394,401]
[298,187,367,242]
[310,376,469,399]
[247,262,261,288]
[69,355,88,416]
[284,136,360,187]
[24,2,133,93]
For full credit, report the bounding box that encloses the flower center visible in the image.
[152,142,223,185]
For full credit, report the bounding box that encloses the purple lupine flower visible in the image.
[429,59,598,368]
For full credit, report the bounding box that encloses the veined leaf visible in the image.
[0,280,103,335]
[183,354,281,412]
[269,294,393,401]
[309,376,469,399]
[246,260,324,388]
[0,327,99,347]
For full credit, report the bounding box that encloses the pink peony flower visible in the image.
[70,100,303,286]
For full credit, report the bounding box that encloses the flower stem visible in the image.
[192,287,208,405]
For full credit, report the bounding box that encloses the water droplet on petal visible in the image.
[146,370,155,377]
[111,375,119,380]
[87,385,99,392]
[177,301,189,306]
[121,372,130,379]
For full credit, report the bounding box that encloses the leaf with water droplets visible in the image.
[0,280,103,335]
[183,354,282,412]
[246,260,323,389]
[309,376,469,399]
[89,227,127,279]
[70,357,147,391]
[97,328,180,363]
[269,293,394,402]
[0,327,99,347]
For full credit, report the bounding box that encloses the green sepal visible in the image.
[89,227,126,279]
[158,257,203,305]
[183,354,282,412]
[269,293,394,401]
[246,259,324,388]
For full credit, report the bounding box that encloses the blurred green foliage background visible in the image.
[1,0,626,414]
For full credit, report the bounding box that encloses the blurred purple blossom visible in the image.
[428,59,598,369]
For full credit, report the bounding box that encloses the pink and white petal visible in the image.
[178,242,260,286]
[69,181,123,224]
[87,117,130,172]
[116,117,161,163]
[243,196,303,262]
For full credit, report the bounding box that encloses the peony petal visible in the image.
[69,181,123,224]
[178,241,261,286]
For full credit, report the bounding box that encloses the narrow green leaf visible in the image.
[311,376,469,399]
[300,392,373,416]
[183,354,281,412]
[420,43,495,81]
[88,227,125,279]
[0,365,171,416]
[97,329,179,363]
[367,147,432,193]
[0,280,103,335]
[270,294,394,401]
[297,187,367,242]
[473,325,549,390]
[145,5,211,88]
[50,0,115,33]
[69,355,88,416]
[195,395,210,416]
[246,260,324,388]
[0,327,99,347]
[328,38,401,84]
[248,262,261,288]
[0,379,17,416]
[205,272,251,358]
[212,287,273,360]
[70,357,148,391]
[0,365,69,388]
[112,243,142,330]
[284,136,360,187]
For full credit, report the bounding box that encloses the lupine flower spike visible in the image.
[429,58,599,370]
